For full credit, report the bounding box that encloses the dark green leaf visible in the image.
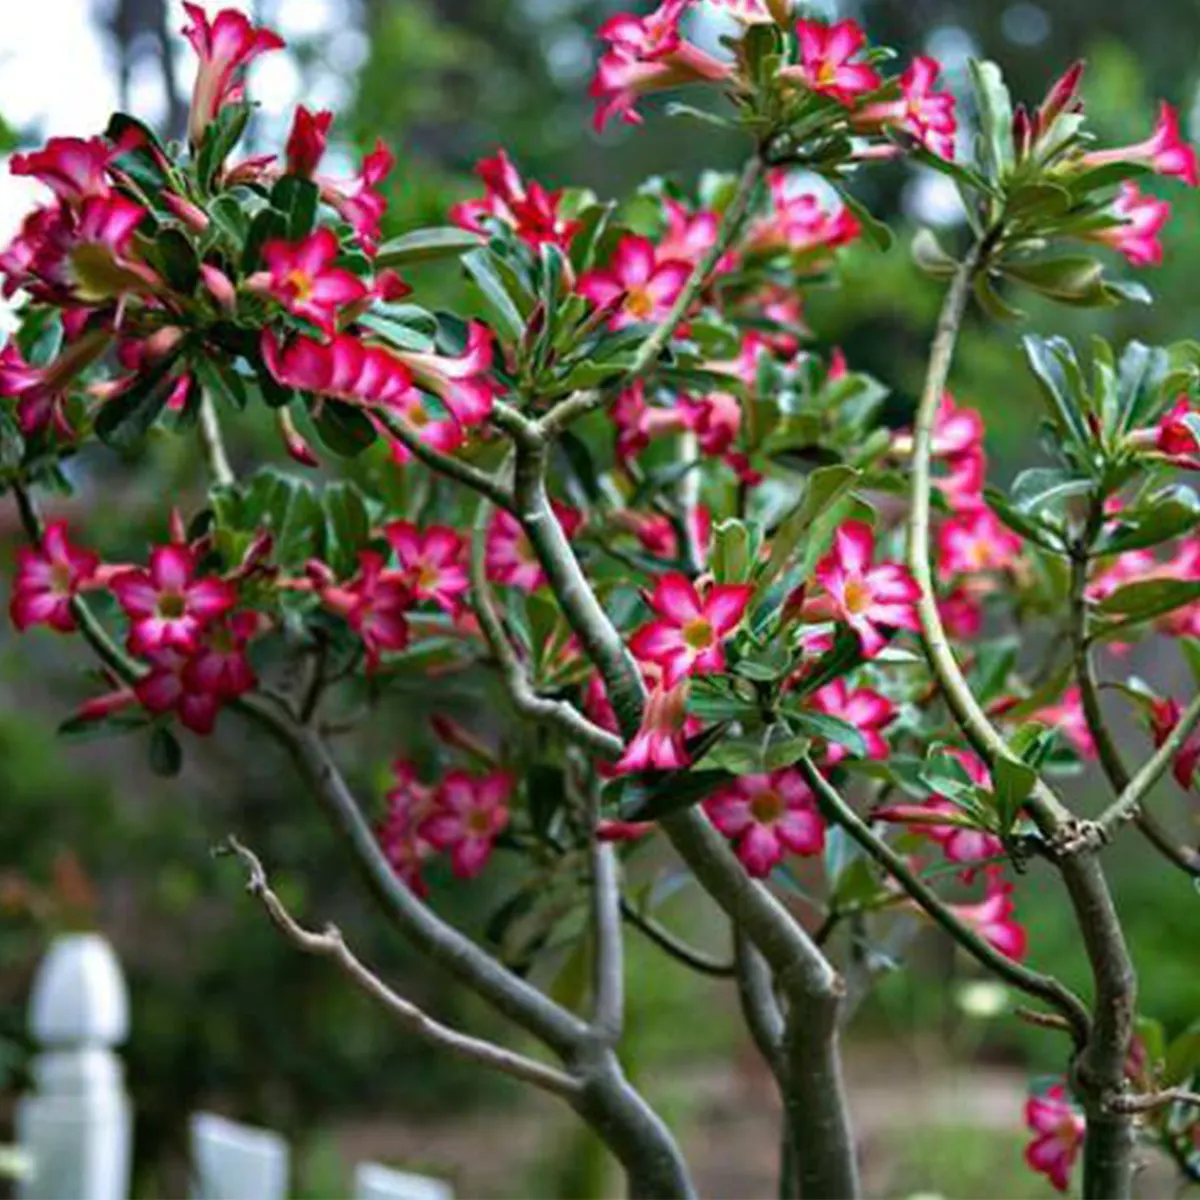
[376,227,483,268]
[271,175,320,241]
[148,726,183,778]
[313,400,377,457]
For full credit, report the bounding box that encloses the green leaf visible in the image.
[911,228,959,278]
[312,400,377,457]
[786,709,868,758]
[196,101,250,192]
[1001,256,1107,304]
[148,727,183,778]
[612,768,733,823]
[271,175,320,241]
[357,310,438,353]
[1096,579,1200,623]
[991,756,1037,832]
[192,355,248,412]
[974,273,1025,322]
[323,481,371,578]
[983,488,1064,551]
[94,358,180,451]
[1165,1021,1200,1087]
[1023,335,1090,449]
[242,207,288,273]
[832,188,893,251]
[758,465,860,595]
[1096,486,1200,554]
[969,60,1014,180]
[712,518,754,585]
[462,248,526,343]
[376,226,483,268]
[0,407,25,472]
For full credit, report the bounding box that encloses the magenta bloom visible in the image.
[1082,102,1198,187]
[813,521,921,657]
[285,106,334,178]
[383,321,497,426]
[948,868,1028,960]
[261,227,368,337]
[261,330,415,411]
[420,770,513,879]
[855,55,957,158]
[1033,687,1097,760]
[134,648,223,735]
[318,140,394,254]
[110,544,236,656]
[780,19,881,106]
[808,679,895,764]
[378,761,436,896]
[0,330,110,437]
[1090,181,1171,266]
[705,769,825,878]
[1024,1084,1084,1193]
[614,682,692,774]
[10,136,118,205]
[183,612,260,699]
[317,551,414,670]
[386,388,466,464]
[485,504,582,592]
[9,521,99,634]
[577,235,692,329]
[748,173,861,256]
[629,572,752,688]
[181,3,284,147]
[937,507,1022,576]
[679,391,742,457]
[1149,697,1200,789]
[385,521,468,615]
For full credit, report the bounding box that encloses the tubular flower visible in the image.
[610,380,689,462]
[747,174,861,257]
[854,56,957,158]
[419,770,512,879]
[385,388,465,464]
[808,679,895,764]
[577,235,692,329]
[1149,697,1200,790]
[384,522,468,615]
[0,329,111,438]
[1126,395,1200,466]
[382,321,498,426]
[614,681,692,773]
[318,141,394,254]
[378,761,436,895]
[937,507,1023,576]
[1080,102,1199,187]
[811,521,920,657]
[704,0,794,24]
[316,551,414,670]
[1024,1084,1085,1193]
[9,521,100,633]
[260,330,416,412]
[658,198,737,271]
[285,106,334,178]
[485,504,584,592]
[1088,181,1171,266]
[260,227,368,337]
[779,19,881,106]
[109,543,237,656]
[451,150,582,253]
[948,867,1028,960]
[9,136,118,204]
[705,769,825,878]
[590,0,733,133]
[181,3,285,148]
[940,585,984,639]
[679,390,742,457]
[629,572,752,687]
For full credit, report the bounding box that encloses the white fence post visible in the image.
[16,932,133,1200]
[354,1162,455,1200]
[190,1113,289,1200]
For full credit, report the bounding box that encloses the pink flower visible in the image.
[609,380,689,461]
[629,572,752,687]
[378,761,436,895]
[1149,697,1200,790]
[614,681,692,773]
[578,235,692,329]
[420,770,512,879]
[134,647,224,735]
[1089,181,1171,266]
[0,329,110,437]
[318,140,394,254]
[705,769,825,877]
[1126,396,1200,466]
[9,521,100,633]
[260,330,416,411]
[1082,102,1199,188]
[181,3,285,147]
[779,20,881,106]
[658,197,737,270]
[182,611,260,699]
[895,395,986,511]
[748,173,861,256]
[385,388,465,463]
[384,522,468,615]
[285,106,334,178]
[1034,687,1097,759]
[590,0,733,132]
[485,504,582,592]
[10,136,118,205]
[679,390,742,457]
[808,679,894,764]
[855,56,957,158]
[110,544,237,656]
[381,321,497,426]
[812,521,921,657]
[316,551,414,670]
[938,507,1022,576]
[451,150,581,253]
[1024,1084,1085,1192]
[940,585,983,638]
[261,227,367,337]
[949,867,1028,960]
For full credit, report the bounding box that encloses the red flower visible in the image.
[181,3,285,148]
[705,769,825,877]
[9,521,100,633]
[1082,102,1199,187]
[1149,696,1200,790]
[182,612,260,699]
[578,235,692,329]
[1033,687,1097,760]
[1024,1084,1085,1192]
[134,648,223,735]
[451,150,581,253]
[937,507,1022,576]
[0,329,110,437]
[385,388,466,463]
[1090,181,1171,266]
[780,19,881,106]
[382,321,497,426]
[10,136,118,205]
[613,681,692,774]
[1127,396,1200,467]
[261,330,416,411]
[748,173,861,256]
[808,679,895,764]
[812,521,920,657]
[679,391,742,457]
[855,56,957,158]
[590,0,733,133]
[419,770,512,879]
[261,227,367,337]
[316,551,414,670]
[385,522,469,615]
[318,140,394,254]
[285,106,334,178]
[378,761,436,896]
[110,543,237,656]
[948,867,1027,960]
[485,504,582,592]
[629,572,751,687]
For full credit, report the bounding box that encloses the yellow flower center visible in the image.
[682,617,715,650]
[625,287,656,320]
[842,577,872,616]
[159,592,186,619]
[466,809,492,837]
[417,563,441,591]
[750,789,785,825]
[285,268,314,302]
[50,563,73,594]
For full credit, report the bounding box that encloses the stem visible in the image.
[198,393,235,487]
[908,247,1138,1199]
[621,899,735,978]
[589,792,625,1044]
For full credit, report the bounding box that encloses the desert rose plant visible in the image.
[4,1,1200,1195]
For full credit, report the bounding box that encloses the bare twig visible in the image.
[198,392,235,487]
[1109,1088,1200,1115]
[621,898,736,979]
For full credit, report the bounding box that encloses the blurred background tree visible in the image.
[1,1,1197,1195]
